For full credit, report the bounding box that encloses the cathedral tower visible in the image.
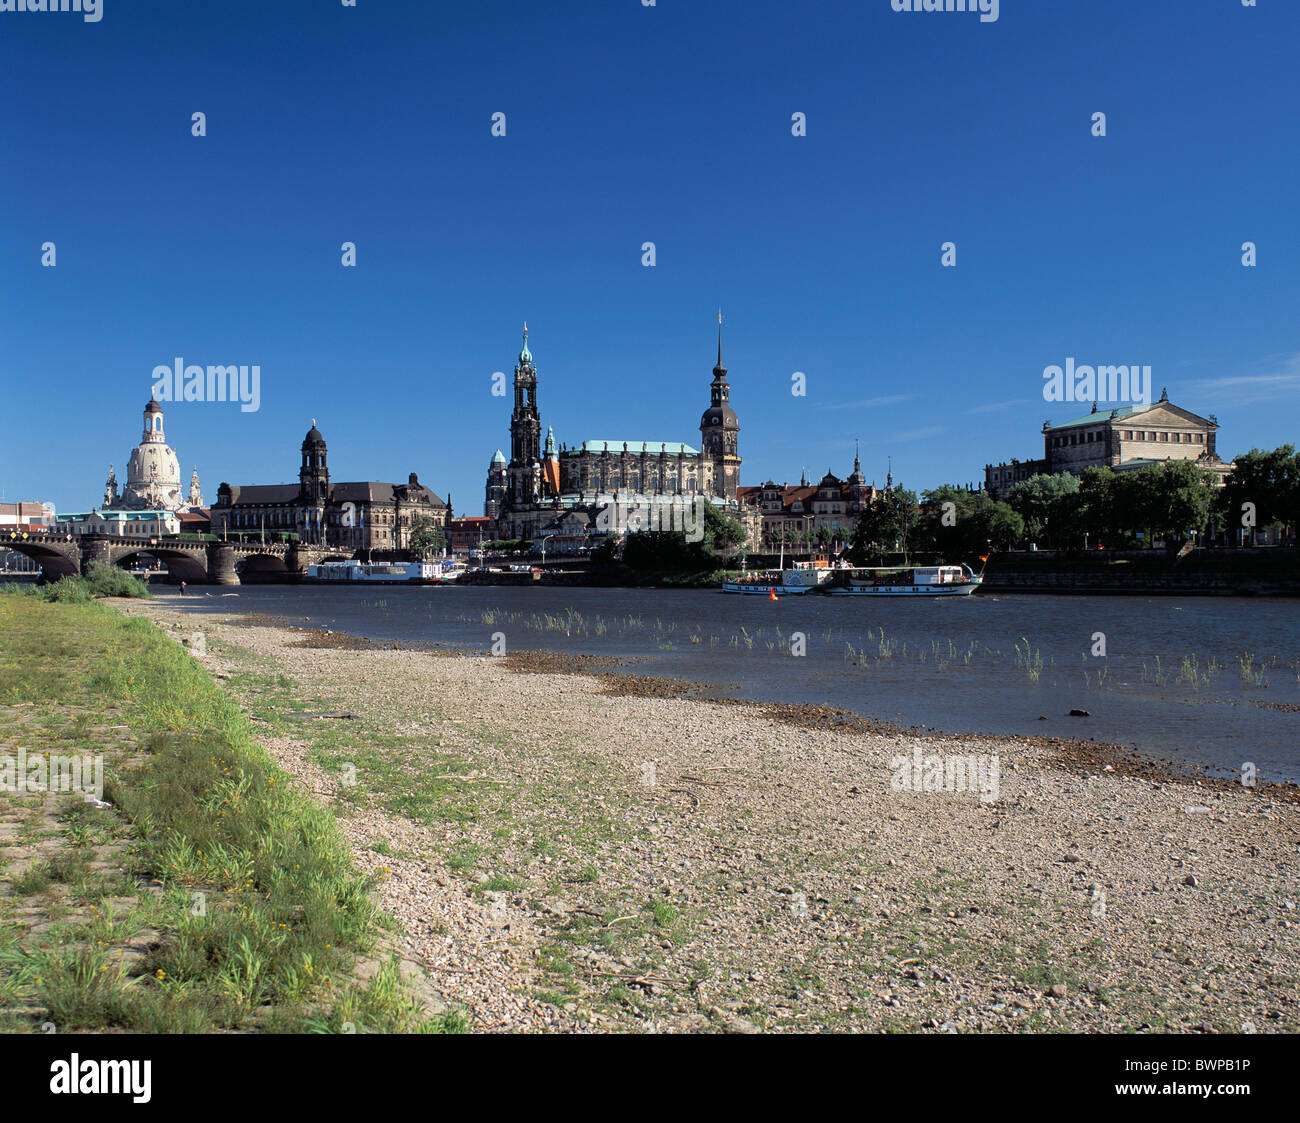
[508,324,543,507]
[699,311,741,500]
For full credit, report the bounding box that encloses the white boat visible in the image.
[826,564,983,597]
[721,564,835,596]
[307,560,461,584]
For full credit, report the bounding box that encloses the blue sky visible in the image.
[2,0,1297,515]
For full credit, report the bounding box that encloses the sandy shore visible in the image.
[123,602,1300,1033]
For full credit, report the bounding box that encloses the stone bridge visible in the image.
[2,532,350,586]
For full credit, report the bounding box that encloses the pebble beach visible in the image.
[126,602,1300,1034]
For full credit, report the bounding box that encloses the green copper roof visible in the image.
[1049,405,1141,431]
[518,324,532,365]
[578,440,700,456]
[490,449,506,464]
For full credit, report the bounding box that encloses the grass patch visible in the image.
[0,592,459,1033]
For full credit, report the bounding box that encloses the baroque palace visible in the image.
[485,321,746,544]
[210,422,448,551]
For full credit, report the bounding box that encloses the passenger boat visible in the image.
[826,564,982,597]
[720,563,836,596]
[306,560,463,585]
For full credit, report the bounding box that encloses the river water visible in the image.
[162,586,1300,783]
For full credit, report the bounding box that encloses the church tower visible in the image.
[299,420,330,504]
[485,449,508,521]
[508,324,542,507]
[699,311,741,500]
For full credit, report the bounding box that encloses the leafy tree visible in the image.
[1220,444,1300,544]
[407,516,446,554]
[847,486,918,564]
[916,486,1022,559]
[1140,459,1216,544]
[620,503,746,572]
[1005,472,1082,548]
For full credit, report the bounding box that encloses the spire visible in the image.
[713,308,726,377]
[854,439,861,473]
[519,321,532,365]
[544,426,556,457]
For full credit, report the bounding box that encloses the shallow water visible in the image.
[164,585,1300,783]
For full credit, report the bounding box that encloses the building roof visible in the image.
[219,484,301,506]
[1049,405,1141,431]
[1047,399,1217,433]
[576,440,700,456]
[219,482,447,508]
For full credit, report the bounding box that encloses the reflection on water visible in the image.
[166,586,1300,782]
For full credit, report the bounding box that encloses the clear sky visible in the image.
[2,0,1297,516]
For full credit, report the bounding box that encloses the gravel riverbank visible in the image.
[123,602,1300,1033]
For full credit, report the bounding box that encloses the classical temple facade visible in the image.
[485,321,745,544]
[984,391,1232,500]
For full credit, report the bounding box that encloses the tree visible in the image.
[1005,472,1082,548]
[916,486,1022,559]
[1220,444,1300,544]
[407,516,446,555]
[1141,459,1215,544]
[847,486,918,564]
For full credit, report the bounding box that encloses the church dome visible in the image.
[124,441,182,510]
[144,398,163,414]
[302,422,326,449]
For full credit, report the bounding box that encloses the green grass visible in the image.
[0,592,463,1033]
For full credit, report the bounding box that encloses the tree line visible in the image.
[846,444,1299,563]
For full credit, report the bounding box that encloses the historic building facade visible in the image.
[984,391,1232,500]
[737,448,882,546]
[485,322,745,542]
[210,422,449,551]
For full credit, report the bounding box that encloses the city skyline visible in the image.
[3,0,1298,514]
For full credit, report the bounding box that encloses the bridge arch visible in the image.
[111,547,208,585]
[2,541,79,581]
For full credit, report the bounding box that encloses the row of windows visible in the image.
[1052,429,1205,448]
[1124,430,1203,444]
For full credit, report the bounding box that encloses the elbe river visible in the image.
[165,585,1300,783]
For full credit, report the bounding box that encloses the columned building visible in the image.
[984,391,1232,500]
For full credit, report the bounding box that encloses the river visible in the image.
[162,585,1300,783]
